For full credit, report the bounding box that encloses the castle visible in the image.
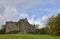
[4,18,37,34]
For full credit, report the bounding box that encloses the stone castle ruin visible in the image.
[4,18,37,34]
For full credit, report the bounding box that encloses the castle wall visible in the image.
[5,21,18,34]
[5,18,36,34]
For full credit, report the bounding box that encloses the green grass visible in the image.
[0,34,60,39]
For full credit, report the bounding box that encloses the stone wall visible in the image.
[5,21,19,34]
[5,18,36,34]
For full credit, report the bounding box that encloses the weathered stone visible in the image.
[5,18,36,34]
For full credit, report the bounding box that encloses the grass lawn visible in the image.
[0,34,60,39]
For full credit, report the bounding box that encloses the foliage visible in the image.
[46,14,60,35]
[0,26,5,34]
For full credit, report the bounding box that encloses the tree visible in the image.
[46,14,60,35]
[0,25,5,34]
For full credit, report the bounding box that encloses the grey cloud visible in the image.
[0,0,59,26]
[0,5,5,14]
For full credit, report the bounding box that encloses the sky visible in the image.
[0,0,60,28]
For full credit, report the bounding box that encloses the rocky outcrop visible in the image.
[5,18,36,34]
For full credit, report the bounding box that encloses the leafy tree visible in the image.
[0,25,5,34]
[46,14,60,35]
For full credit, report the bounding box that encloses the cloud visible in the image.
[28,15,45,28]
[41,14,54,28]
[28,15,36,24]
[0,5,5,14]
[40,8,60,13]
[0,0,58,10]
[28,13,54,28]
[0,5,29,26]
[19,13,28,19]
[0,6,17,25]
[0,0,59,27]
